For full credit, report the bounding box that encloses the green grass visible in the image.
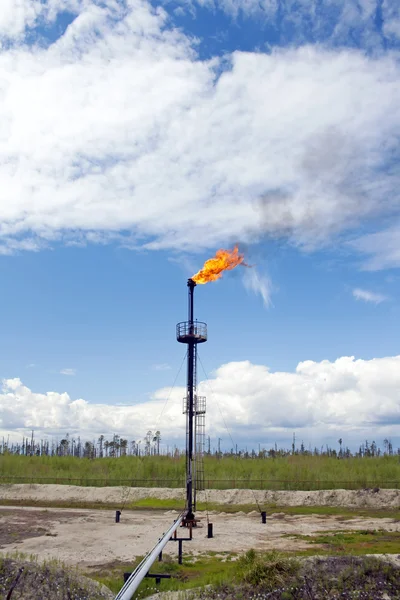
[265,504,400,520]
[89,551,300,598]
[88,552,240,598]
[1,454,400,490]
[87,535,400,598]
[235,549,299,586]
[284,529,400,556]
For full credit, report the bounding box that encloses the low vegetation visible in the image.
[285,529,400,556]
[1,454,400,490]
[2,538,400,599]
[89,551,400,600]
[197,554,400,600]
[236,549,299,586]
[0,555,112,600]
[88,552,240,597]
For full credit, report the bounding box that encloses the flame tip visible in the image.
[191,245,245,284]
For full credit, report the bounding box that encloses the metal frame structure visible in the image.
[114,280,208,600]
[177,278,207,522]
[194,394,206,506]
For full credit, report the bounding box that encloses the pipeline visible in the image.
[114,513,184,600]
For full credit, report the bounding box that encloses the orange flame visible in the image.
[192,245,245,284]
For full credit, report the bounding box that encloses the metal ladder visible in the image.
[194,396,206,497]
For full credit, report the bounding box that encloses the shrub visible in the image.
[237,550,299,587]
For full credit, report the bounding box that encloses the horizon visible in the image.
[2,432,399,457]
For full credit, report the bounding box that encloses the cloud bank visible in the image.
[2,355,400,447]
[0,1,399,266]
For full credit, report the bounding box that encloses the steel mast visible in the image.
[176,279,207,523]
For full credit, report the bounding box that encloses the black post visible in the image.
[186,279,196,521]
[261,511,267,524]
[115,510,121,523]
[207,523,213,538]
[178,539,183,565]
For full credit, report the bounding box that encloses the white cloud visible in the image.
[0,0,43,39]
[2,356,400,445]
[351,224,400,271]
[352,288,388,304]
[152,363,172,371]
[0,0,87,40]
[60,368,76,376]
[0,2,399,262]
[243,268,272,307]
[384,19,400,40]
[383,2,400,41]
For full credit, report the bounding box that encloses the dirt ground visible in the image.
[1,505,400,568]
[1,485,399,571]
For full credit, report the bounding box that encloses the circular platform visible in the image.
[176,321,207,343]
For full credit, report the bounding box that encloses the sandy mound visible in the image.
[0,484,399,509]
[0,557,113,600]
[203,488,400,509]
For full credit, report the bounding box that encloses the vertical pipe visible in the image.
[188,279,195,325]
[186,279,196,520]
[193,343,197,512]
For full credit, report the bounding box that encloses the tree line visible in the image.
[0,431,398,459]
[0,430,161,458]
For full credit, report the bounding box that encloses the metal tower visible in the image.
[176,279,207,523]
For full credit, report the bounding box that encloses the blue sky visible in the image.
[0,0,399,450]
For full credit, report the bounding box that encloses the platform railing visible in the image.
[176,321,207,341]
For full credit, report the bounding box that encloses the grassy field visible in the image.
[1,454,400,489]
